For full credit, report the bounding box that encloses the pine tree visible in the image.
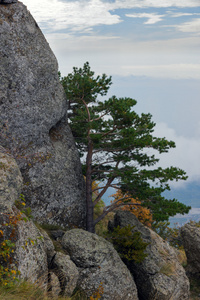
[60,62,190,233]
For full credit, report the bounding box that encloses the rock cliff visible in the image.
[0,150,48,287]
[0,2,194,299]
[0,150,138,298]
[0,148,22,213]
[0,1,86,228]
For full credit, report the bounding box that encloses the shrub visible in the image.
[0,213,21,288]
[105,225,149,263]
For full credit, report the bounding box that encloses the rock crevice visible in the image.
[0,2,86,228]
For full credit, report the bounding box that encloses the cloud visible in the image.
[163,18,200,34]
[121,64,200,79]
[126,13,164,24]
[170,12,200,17]
[111,0,200,9]
[22,0,122,32]
[154,122,200,185]
[47,32,200,79]
[22,0,200,33]
[176,18,200,33]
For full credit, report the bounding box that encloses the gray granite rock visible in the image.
[49,272,62,298]
[62,229,139,300]
[40,229,56,268]
[0,149,22,213]
[0,151,48,288]
[14,216,48,288]
[180,222,200,276]
[110,211,190,300]
[52,252,79,297]
[0,2,86,228]
[0,0,18,4]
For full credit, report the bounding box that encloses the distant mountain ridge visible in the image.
[164,181,200,208]
[102,181,200,227]
[164,181,200,226]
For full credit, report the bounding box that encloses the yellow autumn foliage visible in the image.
[112,190,153,227]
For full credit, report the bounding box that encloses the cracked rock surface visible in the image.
[180,223,200,276]
[0,2,86,228]
[110,211,190,300]
[62,229,139,300]
[0,0,18,4]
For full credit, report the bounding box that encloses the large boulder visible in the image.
[110,211,190,300]
[61,229,139,300]
[180,222,200,276]
[51,252,79,297]
[0,151,48,287]
[0,2,86,228]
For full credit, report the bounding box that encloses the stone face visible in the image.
[0,149,22,212]
[110,211,190,300]
[0,0,18,3]
[180,222,200,276]
[52,252,79,297]
[49,272,62,298]
[40,228,56,268]
[0,151,48,286]
[62,229,139,300]
[0,2,86,228]
[0,209,49,288]
[14,216,48,287]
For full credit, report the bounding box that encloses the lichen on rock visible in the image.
[0,148,22,213]
[0,0,18,4]
[0,2,86,228]
[109,211,190,300]
[180,222,200,276]
[62,229,139,300]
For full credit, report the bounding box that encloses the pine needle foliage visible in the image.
[105,225,149,263]
[60,62,190,233]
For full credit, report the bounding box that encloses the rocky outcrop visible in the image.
[62,228,139,300]
[0,148,22,213]
[14,216,48,287]
[40,228,56,267]
[109,211,190,300]
[0,0,18,3]
[0,210,49,288]
[0,1,86,228]
[0,151,48,287]
[0,150,76,294]
[180,222,200,276]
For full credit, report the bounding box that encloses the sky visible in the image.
[22,0,200,188]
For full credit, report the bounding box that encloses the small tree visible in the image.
[60,62,190,233]
[112,190,153,227]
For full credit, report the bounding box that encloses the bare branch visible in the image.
[93,161,120,205]
[93,177,114,205]
[90,111,109,122]
[94,202,141,225]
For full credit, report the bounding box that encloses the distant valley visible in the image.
[102,181,200,227]
[165,181,200,227]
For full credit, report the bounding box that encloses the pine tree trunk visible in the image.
[86,140,95,233]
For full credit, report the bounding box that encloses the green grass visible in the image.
[0,281,48,300]
[0,281,88,300]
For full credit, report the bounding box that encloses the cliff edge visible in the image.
[0,1,86,228]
